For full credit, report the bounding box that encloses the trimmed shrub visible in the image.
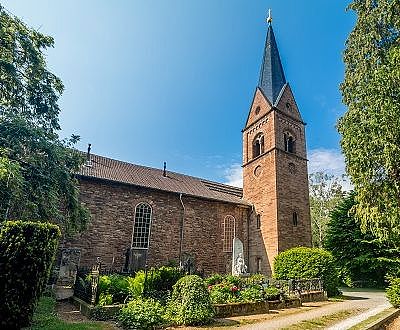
[274,247,340,297]
[118,298,165,330]
[386,277,400,308]
[165,275,214,325]
[0,220,61,328]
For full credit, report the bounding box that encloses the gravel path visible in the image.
[201,288,389,330]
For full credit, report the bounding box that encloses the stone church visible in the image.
[66,19,312,276]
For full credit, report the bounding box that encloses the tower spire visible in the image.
[258,11,286,105]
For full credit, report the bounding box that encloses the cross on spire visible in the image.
[267,9,272,24]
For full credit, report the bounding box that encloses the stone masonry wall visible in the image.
[64,178,250,275]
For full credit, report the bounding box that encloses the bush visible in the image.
[126,266,183,302]
[240,285,264,302]
[0,220,61,328]
[209,283,241,304]
[118,298,165,330]
[274,247,340,297]
[98,274,131,304]
[244,273,267,286]
[205,273,224,286]
[165,275,214,325]
[264,286,281,300]
[386,277,400,308]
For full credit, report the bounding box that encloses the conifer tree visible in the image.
[338,0,400,241]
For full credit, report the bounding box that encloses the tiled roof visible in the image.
[77,154,249,206]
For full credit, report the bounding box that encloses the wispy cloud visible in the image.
[224,163,243,188]
[308,148,352,191]
[223,149,351,190]
[308,148,346,175]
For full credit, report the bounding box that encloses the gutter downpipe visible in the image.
[179,193,185,268]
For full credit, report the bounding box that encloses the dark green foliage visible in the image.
[165,275,214,325]
[0,5,89,233]
[118,298,165,330]
[325,193,400,287]
[0,220,61,328]
[274,247,340,297]
[338,0,400,241]
[386,277,400,308]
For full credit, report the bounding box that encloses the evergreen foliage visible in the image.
[274,247,340,297]
[0,5,89,233]
[325,193,400,287]
[165,275,214,325]
[338,0,400,241]
[0,220,61,328]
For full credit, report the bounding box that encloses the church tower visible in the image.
[243,13,312,275]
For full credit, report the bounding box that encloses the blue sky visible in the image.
[3,1,356,186]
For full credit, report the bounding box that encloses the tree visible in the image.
[325,193,400,287]
[0,5,89,233]
[309,172,345,247]
[338,0,400,241]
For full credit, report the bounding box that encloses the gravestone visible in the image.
[55,248,81,300]
[232,237,248,276]
[129,248,147,272]
[57,248,81,286]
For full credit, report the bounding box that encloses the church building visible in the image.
[66,16,312,276]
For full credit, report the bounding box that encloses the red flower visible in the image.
[231,286,238,292]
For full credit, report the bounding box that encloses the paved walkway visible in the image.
[194,288,389,330]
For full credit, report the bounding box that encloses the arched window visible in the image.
[284,133,295,153]
[292,212,298,227]
[223,215,235,252]
[253,133,265,158]
[132,203,152,249]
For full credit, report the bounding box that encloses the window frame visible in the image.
[131,202,153,249]
[222,215,236,252]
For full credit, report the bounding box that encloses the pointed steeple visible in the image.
[258,13,286,105]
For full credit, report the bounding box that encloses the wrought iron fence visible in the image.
[261,278,324,296]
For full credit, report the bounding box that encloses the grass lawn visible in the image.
[26,296,118,330]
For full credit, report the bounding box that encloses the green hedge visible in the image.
[274,247,340,297]
[0,220,61,328]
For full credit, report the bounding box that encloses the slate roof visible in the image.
[77,154,249,206]
[258,24,286,105]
